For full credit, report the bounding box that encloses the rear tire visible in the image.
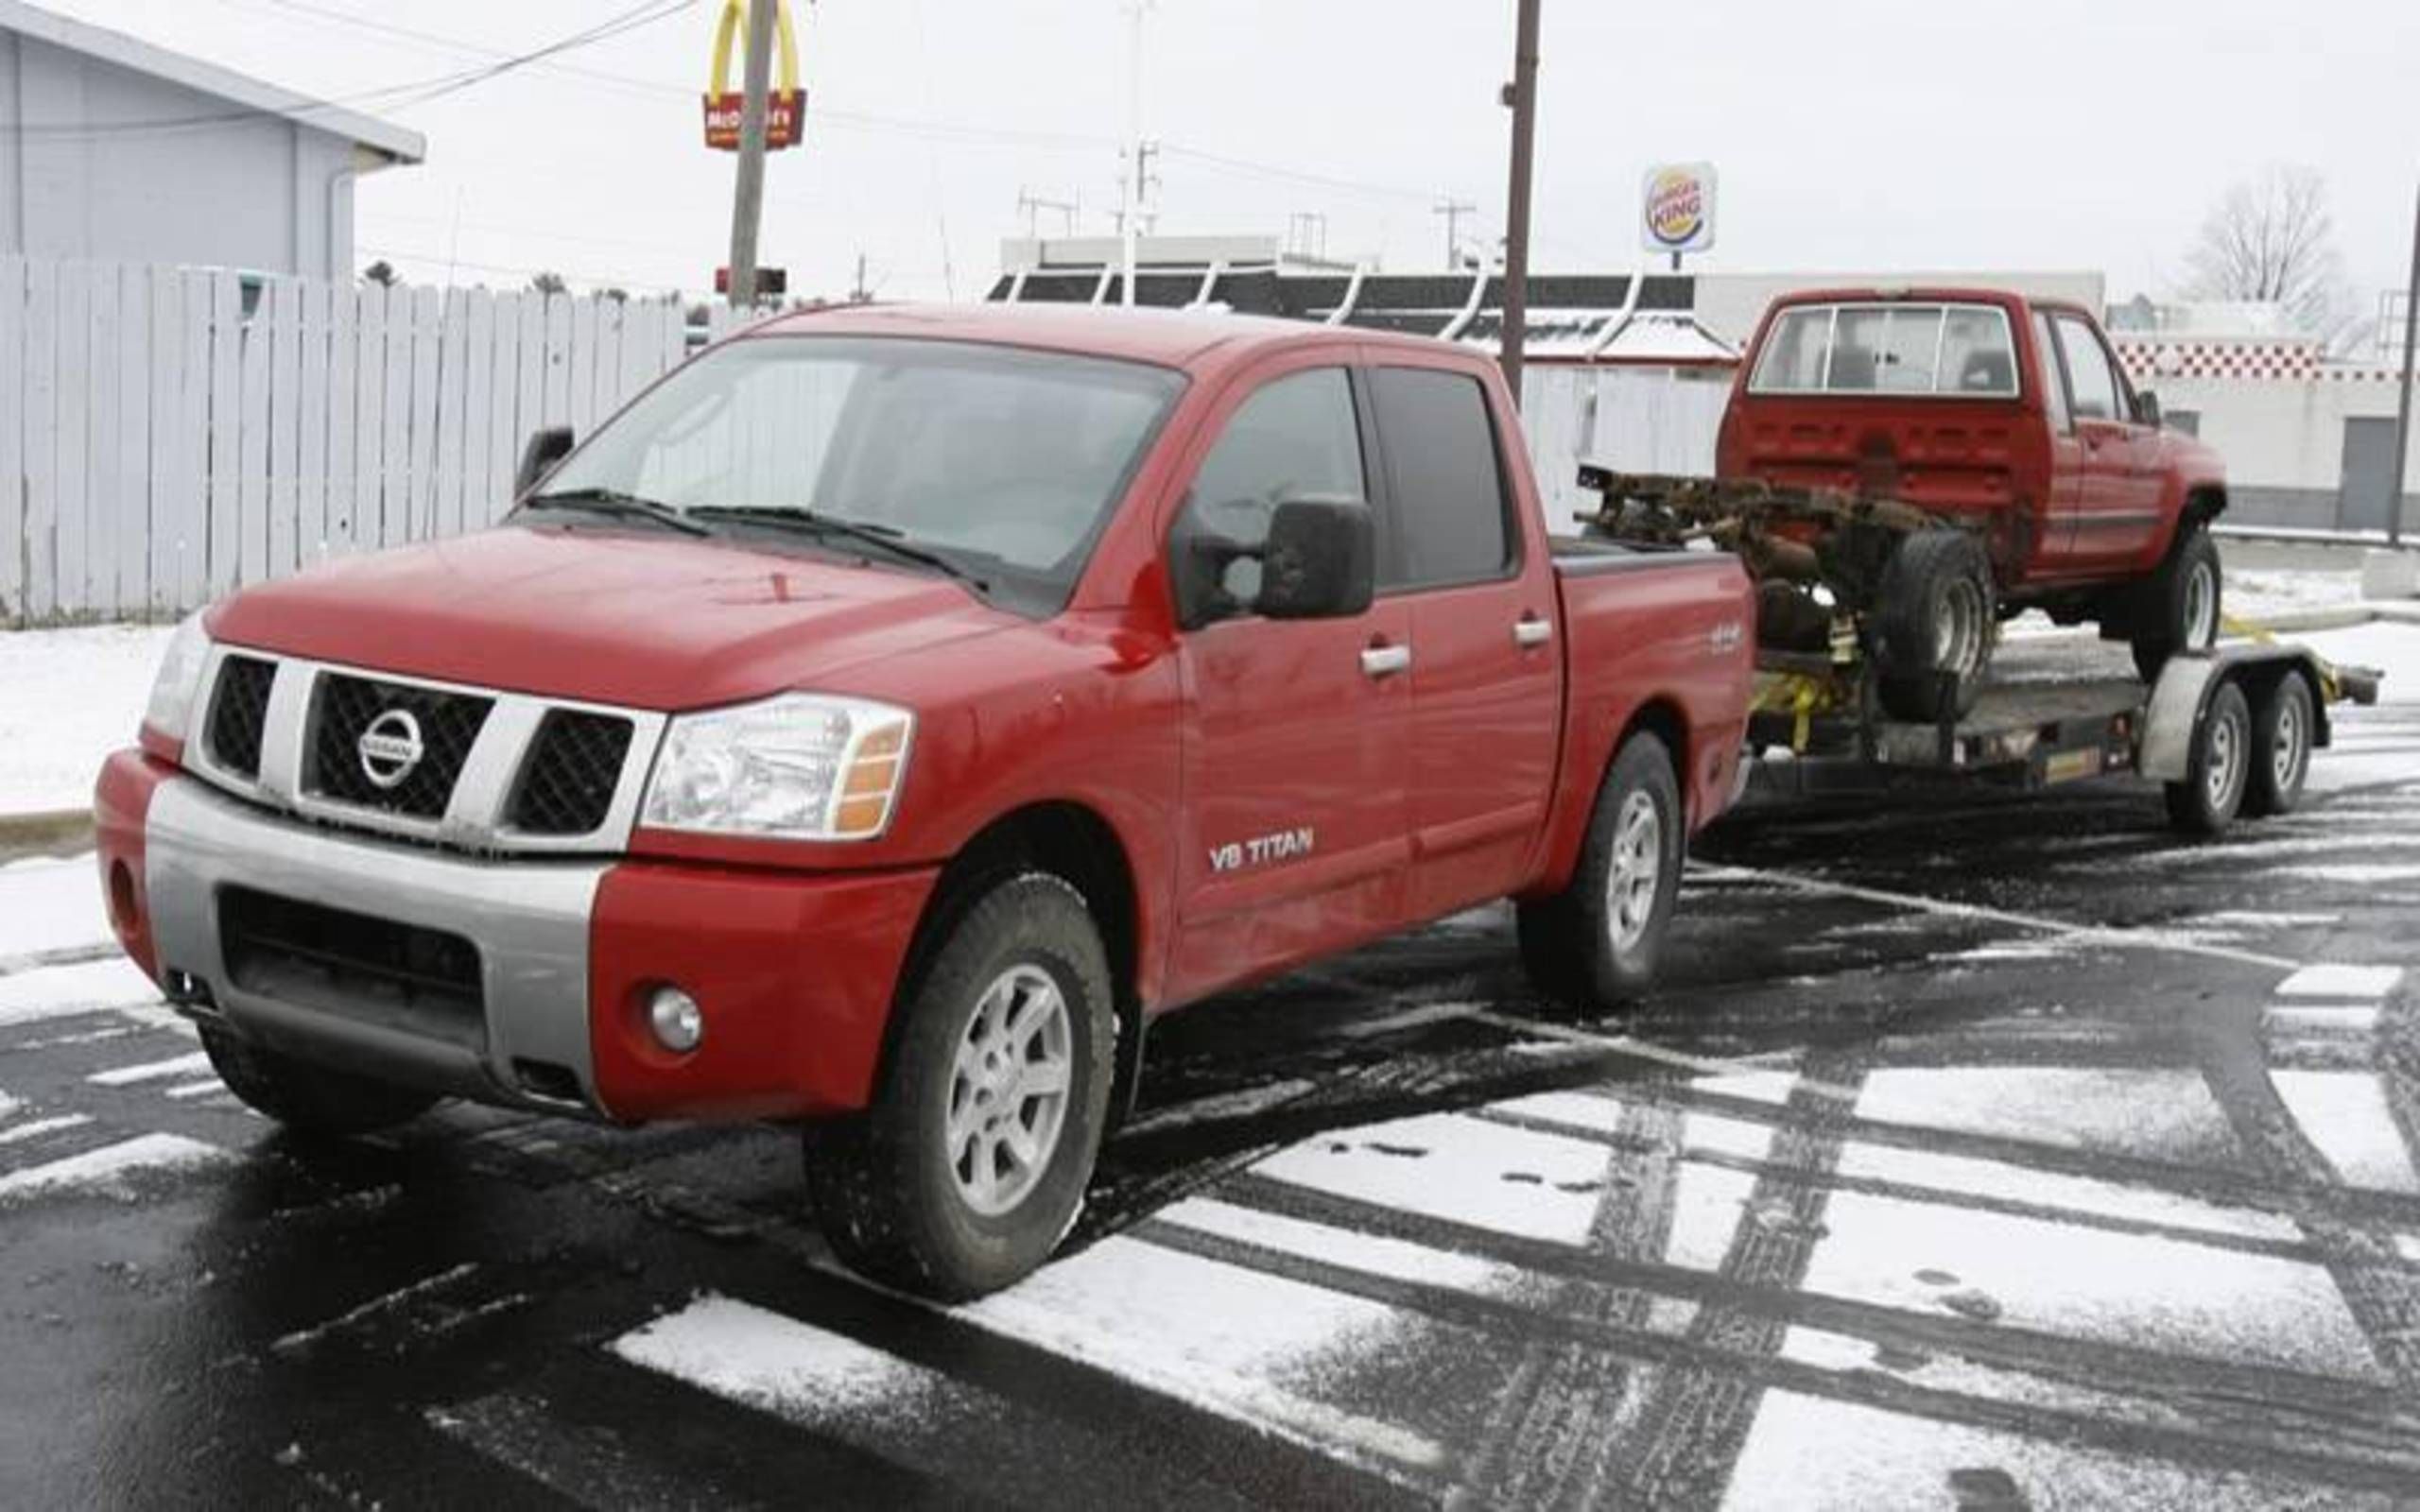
[1517,732,1685,1012]
[2243,674,2313,818]
[804,873,1113,1301]
[2163,679,2252,835]
[199,1025,441,1136]
[1873,530,1998,723]
[2129,527,2221,684]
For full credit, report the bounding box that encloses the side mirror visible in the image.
[2133,388,2163,429]
[1255,496,1375,621]
[514,425,576,495]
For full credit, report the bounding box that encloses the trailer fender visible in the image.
[2139,656,2223,783]
[2140,649,2330,783]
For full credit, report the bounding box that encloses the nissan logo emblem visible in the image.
[356,709,426,790]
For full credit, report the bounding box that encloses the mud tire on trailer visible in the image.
[1872,530,1998,723]
[2243,672,2314,818]
[199,1025,441,1136]
[2164,679,2252,835]
[2129,527,2221,684]
[1517,731,1685,1013]
[804,873,1114,1301]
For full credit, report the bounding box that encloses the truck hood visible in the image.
[207,525,1017,710]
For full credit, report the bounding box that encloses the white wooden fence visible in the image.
[0,257,745,625]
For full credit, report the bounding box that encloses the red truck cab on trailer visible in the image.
[1719,288,2230,692]
[95,304,1754,1297]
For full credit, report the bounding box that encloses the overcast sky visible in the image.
[33,0,2420,315]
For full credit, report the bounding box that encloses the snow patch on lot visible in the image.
[612,1295,925,1418]
[2274,964,2403,1001]
[2268,1072,2420,1194]
[1855,1068,2239,1167]
[0,1132,232,1203]
[0,854,111,962]
[0,623,172,816]
[0,956,164,1026]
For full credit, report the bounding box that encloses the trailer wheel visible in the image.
[2129,528,2221,684]
[1516,731,1684,1012]
[803,873,1113,1301]
[1873,530,1997,723]
[2164,679,2251,835]
[199,1025,441,1136]
[2243,673,2313,818]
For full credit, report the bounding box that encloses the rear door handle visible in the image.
[1360,644,1412,679]
[1513,614,1552,648]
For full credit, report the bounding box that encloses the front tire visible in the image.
[199,1026,441,1136]
[804,873,1113,1301]
[2164,679,2252,835]
[2130,527,2221,684]
[1517,731,1685,1012]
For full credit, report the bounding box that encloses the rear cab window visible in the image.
[1750,301,2020,398]
[1366,367,1517,590]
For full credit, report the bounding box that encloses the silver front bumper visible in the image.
[146,776,610,1114]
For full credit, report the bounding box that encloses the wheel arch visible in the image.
[894,799,1149,1127]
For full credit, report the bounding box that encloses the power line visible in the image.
[0,0,700,141]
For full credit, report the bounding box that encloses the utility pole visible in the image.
[2391,180,2419,547]
[1017,189,1081,239]
[724,0,779,311]
[1119,2,1154,308]
[1435,198,1476,269]
[1497,0,1542,402]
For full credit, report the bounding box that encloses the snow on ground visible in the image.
[0,623,172,816]
[0,853,112,963]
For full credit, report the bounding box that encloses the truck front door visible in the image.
[1164,363,1415,1003]
[1364,360,1563,921]
[2049,312,2162,571]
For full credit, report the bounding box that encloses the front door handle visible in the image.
[1360,643,1412,679]
[1513,614,1552,648]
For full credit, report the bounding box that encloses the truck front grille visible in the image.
[509,711,634,835]
[305,674,493,819]
[203,657,277,779]
[219,886,485,1048]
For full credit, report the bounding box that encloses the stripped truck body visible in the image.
[96,302,1755,1297]
[1587,288,2230,721]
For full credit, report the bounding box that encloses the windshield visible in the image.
[532,335,1184,612]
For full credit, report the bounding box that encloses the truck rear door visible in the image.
[1163,361,1415,1003]
[1362,359,1562,920]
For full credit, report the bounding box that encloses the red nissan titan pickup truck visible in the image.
[1703,288,2229,717]
[95,303,1754,1297]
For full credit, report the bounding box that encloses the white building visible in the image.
[0,0,424,279]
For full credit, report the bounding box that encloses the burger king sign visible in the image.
[1641,163,1718,257]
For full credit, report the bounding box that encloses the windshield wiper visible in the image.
[520,488,711,537]
[687,507,990,590]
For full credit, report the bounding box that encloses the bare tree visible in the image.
[361,260,399,288]
[2184,164,2348,334]
[528,270,569,297]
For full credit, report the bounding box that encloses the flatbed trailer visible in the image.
[1739,644,2380,834]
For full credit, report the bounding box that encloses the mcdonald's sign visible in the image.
[703,0,806,151]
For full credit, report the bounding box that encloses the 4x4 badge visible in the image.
[357,709,426,790]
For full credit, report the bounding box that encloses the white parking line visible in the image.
[1468,1010,1863,1103]
[1693,863,2302,971]
[2273,965,2404,1001]
[0,1113,90,1145]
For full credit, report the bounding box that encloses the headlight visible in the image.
[144,610,215,745]
[641,694,914,841]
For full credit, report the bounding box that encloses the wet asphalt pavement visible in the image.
[5,649,2419,1509]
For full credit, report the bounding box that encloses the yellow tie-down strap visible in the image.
[1753,670,1852,753]
[2221,611,2344,704]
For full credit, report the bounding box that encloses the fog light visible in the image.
[647,986,703,1054]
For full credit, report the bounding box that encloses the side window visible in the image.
[2054,315,2122,423]
[2031,311,2070,432]
[1368,367,1514,590]
[1179,368,1365,608]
